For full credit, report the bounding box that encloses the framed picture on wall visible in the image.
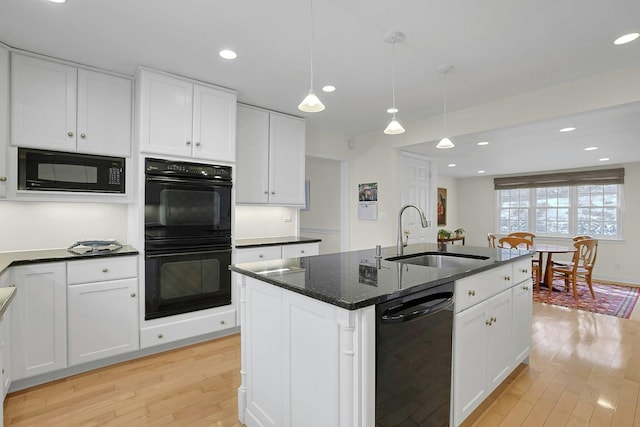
[437,187,447,226]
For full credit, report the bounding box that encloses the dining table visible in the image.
[533,244,577,291]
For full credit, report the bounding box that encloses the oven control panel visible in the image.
[145,158,232,181]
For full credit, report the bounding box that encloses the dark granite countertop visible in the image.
[0,245,139,275]
[230,243,532,310]
[235,236,322,249]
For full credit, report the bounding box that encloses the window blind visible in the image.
[493,168,624,190]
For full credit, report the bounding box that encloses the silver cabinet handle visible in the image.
[158,333,164,339]
[186,140,191,146]
[271,191,275,195]
[67,131,74,137]
[220,320,225,325]
[301,250,305,254]
[264,191,268,194]
[131,293,136,298]
[80,133,86,139]
[195,142,201,147]
[468,290,476,296]
[102,268,109,273]
[0,177,6,182]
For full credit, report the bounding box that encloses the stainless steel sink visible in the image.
[386,252,490,268]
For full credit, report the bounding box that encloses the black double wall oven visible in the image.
[144,158,232,320]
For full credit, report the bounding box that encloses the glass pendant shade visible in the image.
[384,115,405,134]
[436,137,454,149]
[298,89,325,112]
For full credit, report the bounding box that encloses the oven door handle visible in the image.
[146,175,232,187]
[145,249,231,258]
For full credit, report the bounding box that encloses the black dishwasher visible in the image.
[376,282,454,426]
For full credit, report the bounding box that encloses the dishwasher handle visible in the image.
[380,292,454,324]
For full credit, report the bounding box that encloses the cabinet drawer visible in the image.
[67,256,137,284]
[511,257,534,285]
[140,309,236,348]
[281,243,318,258]
[455,264,512,313]
[235,246,282,263]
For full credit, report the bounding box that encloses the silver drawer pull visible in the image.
[468,290,476,296]
[102,268,109,273]
[131,293,136,298]
[158,333,164,339]
[220,320,225,325]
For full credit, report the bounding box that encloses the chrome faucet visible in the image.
[397,204,429,255]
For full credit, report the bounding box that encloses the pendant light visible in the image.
[436,65,455,149]
[298,0,325,112]
[384,31,405,135]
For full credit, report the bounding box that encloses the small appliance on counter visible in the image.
[68,239,123,255]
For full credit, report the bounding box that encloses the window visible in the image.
[495,169,624,239]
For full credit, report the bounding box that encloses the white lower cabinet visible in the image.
[67,256,139,365]
[452,258,532,426]
[68,278,138,366]
[11,263,67,381]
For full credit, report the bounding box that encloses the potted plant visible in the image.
[438,229,452,239]
[453,228,465,237]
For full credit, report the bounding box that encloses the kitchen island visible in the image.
[230,243,534,427]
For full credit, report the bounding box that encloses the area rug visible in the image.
[533,280,640,319]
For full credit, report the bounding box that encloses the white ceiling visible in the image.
[1,0,639,177]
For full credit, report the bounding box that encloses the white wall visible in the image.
[307,65,640,252]
[0,201,129,252]
[234,205,298,240]
[456,162,640,285]
[300,157,341,254]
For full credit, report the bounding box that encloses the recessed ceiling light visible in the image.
[448,164,456,167]
[599,157,610,162]
[559,127,576,132]
[584,147,598,151]
[614,33,640,45]
[477,141,489,146]
[48,0,66,3]
[477,170,486,174]
[219,49,237,60]
[386,107,398,114]
[322,85,335,93]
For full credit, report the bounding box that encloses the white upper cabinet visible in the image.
[11,53,132,157]
[137,68,237,162]
[0,44,9,197]
[236,105,305,205]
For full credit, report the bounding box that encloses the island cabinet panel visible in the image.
[239,276,372,427]
[10,263,67,381]
[512,270,533,366]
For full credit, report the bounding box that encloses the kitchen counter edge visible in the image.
[231,244,533,311]
[234,236,321,249]
[0,245,140,275]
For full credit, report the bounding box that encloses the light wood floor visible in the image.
[5,301,640,426]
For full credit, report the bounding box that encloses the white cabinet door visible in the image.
[77,69,132,157]
[453,300,488,426]
[236,105,270,203]
[0,45,9,197]
[138,69,193,158]
[11,54,77,151]
[512,279,533,365]
[192,84,236,162]
[236,106,306,205]
[485,291,513,391]
[269,112,306,205]
[11,263,67,381]
[68,278,139,366]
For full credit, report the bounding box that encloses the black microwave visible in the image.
[18,148,125,193]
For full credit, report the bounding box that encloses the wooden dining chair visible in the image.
[553,235,595,268]
[499,236,541,291]
[507,232,535,245]
[508,232,542,289]
[550,238,598,300]
[487,233,497,248]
